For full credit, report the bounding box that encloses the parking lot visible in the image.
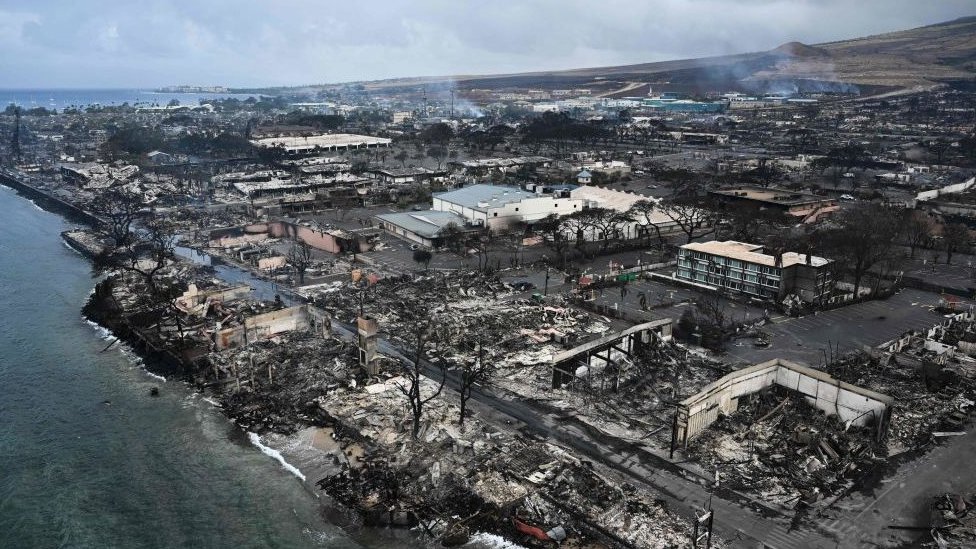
[585,277,769,324]
[724,288,964,366]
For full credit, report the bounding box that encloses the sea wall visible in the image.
[0,171,104,228]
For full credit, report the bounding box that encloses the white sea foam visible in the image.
[202,396,222,408]
[62,240,84,256]
[248,432,306,481]
[83,318,114,340]
[144,370,167,382]
[118,345,144,365]
[29,199,45,212]
[302,527,342,544]
[465,532,527,549]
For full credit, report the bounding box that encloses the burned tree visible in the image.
[536,213,571,268]
[92,215,191,345]
[437,222,464,254]
[576,207,632,252]
[287,238,313,284]
[904,211,935,258]
[942,222,971,266]
[94,214,176,291]
[719,203,787,243]
[93,187,143,247]
[455,317,502,428]
[829,203,902,297]
[562,210,593,254]
[395,304,449,440]
[412,249,432,271]
[468,229,494,272]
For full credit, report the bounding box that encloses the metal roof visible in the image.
[375,210,468,239]
[434,184,535,211]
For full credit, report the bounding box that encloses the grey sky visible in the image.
[1,0,972,88]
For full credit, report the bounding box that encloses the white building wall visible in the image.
[434,194,585,230]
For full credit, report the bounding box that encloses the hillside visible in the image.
[353,16,976,98]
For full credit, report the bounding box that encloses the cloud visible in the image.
[0,0,972,87]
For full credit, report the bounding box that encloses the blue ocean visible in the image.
[0,89,264,110]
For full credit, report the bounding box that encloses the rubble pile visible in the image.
[86,260,218,355]
[86,251,710,547]
[827,353,976,450]
[924,493,976,548]
[213,333,358,434]
[685,387,886,507]
[501,340,728,447]
[313,271,509,323]
[166,209,254,242]
[312,271,612,377]
[517,461,698,548]
[311,375,533,539]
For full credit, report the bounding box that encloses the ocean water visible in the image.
[0,185,405,549]
[0,89,263,110]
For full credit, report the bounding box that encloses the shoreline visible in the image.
[4,177,522,549]
[3,171,692,548]
[0,181,427,547]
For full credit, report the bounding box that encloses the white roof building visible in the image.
[250,133,391,155]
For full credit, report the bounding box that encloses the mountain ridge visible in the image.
[241,17,976,97]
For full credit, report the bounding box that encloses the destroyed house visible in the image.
[677,240,833,303]
[233,174,368,200]
[710,186,839,223]
[369,167,445,186]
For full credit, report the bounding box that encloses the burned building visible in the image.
[710,186,839,223]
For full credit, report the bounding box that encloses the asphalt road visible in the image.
[327,319,837,548]
[586,278,769,326]
[819,426,976,547]
[724,288,962,366]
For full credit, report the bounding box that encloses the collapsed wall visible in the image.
[674,358,892,447]
[215,305,330,349]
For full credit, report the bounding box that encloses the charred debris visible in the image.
[81,248,715,547]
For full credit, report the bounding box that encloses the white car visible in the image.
[839,194,856,201]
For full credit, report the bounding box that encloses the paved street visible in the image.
[724,288,964,366]
[586,277,769,324]
[820,425,976,547]
[898,249,976,294]
[324,319,839,548]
